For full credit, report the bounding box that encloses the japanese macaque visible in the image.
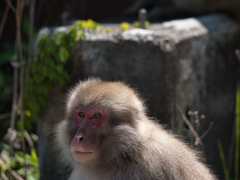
[56,78,216,180]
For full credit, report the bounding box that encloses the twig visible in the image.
[176,104,204,151]
[4,0,16,13]
[200,121,214,139]
[0,112,11,120]
[1,172,9,180]
[0,1,11,40]
[0,157,24,180]
[23,130,35,151]
[236,49,240,61]
[16,0,26,177]
[25,0,36,84]
[10,39,18,130]
[9,36,18,155]
[176,104,199,138]
[194,111,200,134]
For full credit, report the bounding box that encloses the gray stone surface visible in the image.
[38,14,240,180]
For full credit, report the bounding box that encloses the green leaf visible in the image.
[44,58,55,68]
[22,16,30,35]
[48,70,56,80]
[30,133,39,141]
[17,167,25,176]
[59,46,69,62]
[53,49,60,60]
[31,149,38,162]
[33,74,45,84]
[56,64,64,73]
[39,84,49,95]
[58,76,65,86]
[217,139,229,180]
[31,63,38,73]
[63,71,69,79]
[54,33,64,46]
[37,35,48,49]
[14,151,24,164]
[25,119,32,130]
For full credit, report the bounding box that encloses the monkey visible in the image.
[55,78,217,180]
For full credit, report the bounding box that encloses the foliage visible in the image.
[133,21,150,29]
[1,14,152,180]
[217,139,229,180]
[23,19,102,130]
[121,21,151,31]
[0,132,39,180]
[218,85,240,180]
[133,21,140,28]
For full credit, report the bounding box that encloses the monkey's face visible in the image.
[70,106,108,163]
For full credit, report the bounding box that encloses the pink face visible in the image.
[70,106,107,162]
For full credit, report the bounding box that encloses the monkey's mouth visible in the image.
[73,151,94,162]
[75,151,93,154]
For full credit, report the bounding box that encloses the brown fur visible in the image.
[56,78,217,180]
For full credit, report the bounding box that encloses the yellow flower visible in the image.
[120,22,130,31]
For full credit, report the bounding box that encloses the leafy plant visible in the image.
[133,21,150,29]
[0,131,39,180]
[218,84,240,180]
[217,139,230,180]
[23,20,102,129]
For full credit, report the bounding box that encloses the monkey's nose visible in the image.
[76,134,85,143]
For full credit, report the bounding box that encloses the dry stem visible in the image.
[4,0,16,13]
[0,1,11,40]
[0,157,24,180]
[176,104,214,152]
[0,112,11,120]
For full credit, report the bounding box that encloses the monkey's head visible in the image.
[57,78,145,166]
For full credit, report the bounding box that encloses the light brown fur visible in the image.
[56,78,217,180]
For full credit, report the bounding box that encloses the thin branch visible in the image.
[23,130,35,151]
[0,1,11,40]
[200,121,214,140]
[176,104,199,138]
[10,37,18,130]
[16,0,26,177]
[0,112,11,120]
[4,0,16,13]
[194,111,200,134]
[176,104,204,151]
[1,172,9,180]
[25,0,36,84]
[236,49,240,61]
[0,157,24,180]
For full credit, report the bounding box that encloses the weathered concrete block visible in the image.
[38,14,240,180]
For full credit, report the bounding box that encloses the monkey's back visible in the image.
[132,119,216,180]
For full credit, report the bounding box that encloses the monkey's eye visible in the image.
[92,113,102,119]
[78,112,85,118]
